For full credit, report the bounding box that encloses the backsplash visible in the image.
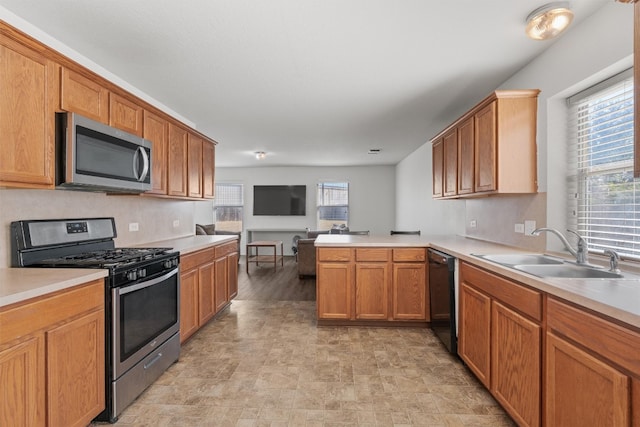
[0,189,213,268]
[464,193,547,252]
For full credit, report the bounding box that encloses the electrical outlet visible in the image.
[524,220,537,236]
[515,223,525,233]
[173,220,180,228]
[469,220,477,228]
[128,222,139,232]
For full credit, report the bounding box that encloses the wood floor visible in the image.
[237,255,316,301]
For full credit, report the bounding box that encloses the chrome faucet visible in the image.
[531,227,588,265]
[603,249,620,273]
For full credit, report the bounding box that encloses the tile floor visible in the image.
[97,300,514,426]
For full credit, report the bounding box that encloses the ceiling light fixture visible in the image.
[255,151,266,160]
[525,2,574,41]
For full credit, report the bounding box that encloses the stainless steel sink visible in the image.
[513,264,624,279]
[474,253,564,266]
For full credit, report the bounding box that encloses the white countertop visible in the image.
[140,235,238,255]
[316,234,640,329]
[0,268,108,308]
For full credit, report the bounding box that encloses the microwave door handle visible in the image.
[133,147,150,182]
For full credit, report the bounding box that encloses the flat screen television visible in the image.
[253,185,306,216]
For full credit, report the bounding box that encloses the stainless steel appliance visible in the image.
[56,112,152,193]
[428,248,457,354]
[11,218,179,423]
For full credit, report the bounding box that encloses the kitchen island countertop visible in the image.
[316,234,640,330]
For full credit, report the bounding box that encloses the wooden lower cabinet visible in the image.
[491,301,541,427]
[317,262,353,320]
[458,282,491,388]
[317,247,427,323]
[179,240,239,343]
[0,279,105,427]
[545,332,629,427]
[459,262,542,426]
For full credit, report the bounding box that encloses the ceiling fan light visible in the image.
[526,2,574,40]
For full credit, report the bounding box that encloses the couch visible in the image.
[195,223,241,252]
[296,229,330,278]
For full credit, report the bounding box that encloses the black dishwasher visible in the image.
[428,248,457,354]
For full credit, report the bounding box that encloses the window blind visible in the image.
[214,183,243,206]
[567,69,639,258]
[317,182,349,226]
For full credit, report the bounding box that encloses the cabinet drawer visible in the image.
[393,248,426,262]
[461,262,542,321]
[215,241,238,258]
[318,248,352,262]
[181,247,215,271]
[356,248,389,262]
[0,279,104,346]
[547,297,640,375]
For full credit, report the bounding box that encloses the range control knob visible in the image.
[172,258,179,267]
[163,259,173,269]
[137,268,147,278]
[126,270,138,281]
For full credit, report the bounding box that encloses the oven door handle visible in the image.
[118,267,179,295]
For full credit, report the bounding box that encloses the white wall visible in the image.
[395,3,634,253]
[213,166,396,253]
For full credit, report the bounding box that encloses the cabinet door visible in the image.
[198,261,216,326]
[214,256,229,312]
[168,123,188,197]
[432,139,444,198]
[545,332,630,427]
[227,252,239,300]
[355,263,389,320]
[180,268,199,343]
[392,263,426,320]
[109,93,143,136]
[443,128,458,197]
[46,309,105,427]
[457,117,474,194]
[188,133,203,198]
[474,101,497,192]
[143,110,168,195]
[0,336,43,427]
[0,38,56,188]
[458,282,491,388]
[60,68,109,124]
[491,301,541,427]
[202,141,215,199]
[317,263,352,319]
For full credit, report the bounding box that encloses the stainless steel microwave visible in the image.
[56,112,152,193]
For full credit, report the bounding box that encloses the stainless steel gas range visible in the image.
[11,217,180,423]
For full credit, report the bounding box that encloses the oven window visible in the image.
[120,274,178,361]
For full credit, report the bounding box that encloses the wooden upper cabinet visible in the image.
[109,93,143,137]
[431,89,539,199]
[443,128,458,197]
[143,111,168,195]
[60,68,109,124]
[0,36,56,189]
[457,117,474,195]
[187,133,203,198]
[167,123,188,197]
[474,101,497,193]
[432,138,444,198]
[202,141,215,199]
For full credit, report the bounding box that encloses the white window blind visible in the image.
[214,183,243,232]
[317,182,349,229]
[567,68,639,259]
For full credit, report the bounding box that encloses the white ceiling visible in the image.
[1,0,608,167]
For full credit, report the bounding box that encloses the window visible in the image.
[214,183,243,232]
[317,182,349,230]
[567,69,638,259]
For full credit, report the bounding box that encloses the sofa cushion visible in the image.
[196,223,216,235]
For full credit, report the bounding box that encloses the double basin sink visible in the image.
[474,253,625,279]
